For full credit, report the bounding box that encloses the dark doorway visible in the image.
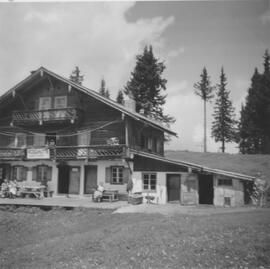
[167,174,181,202]
[84,165,98,194]
[198,174,214,204]
[0,164,11,185]
[58,165,70,194]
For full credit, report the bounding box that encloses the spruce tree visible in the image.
[99,78,106,97]
[124,45,175,125]
[212,67,236,153]
[104,89,110,99]
[116,90,124,105]
[193,67,214,152]
[239,50,270,154]
[69,66,84,85]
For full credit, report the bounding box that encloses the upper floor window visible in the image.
[54,96,67,109]
[39,97,52,110]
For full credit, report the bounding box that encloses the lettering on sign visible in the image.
[27,148,50,159]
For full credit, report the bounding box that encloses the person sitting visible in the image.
[1,179,9,198]
[7,180,17,199]
[93,183,105,202]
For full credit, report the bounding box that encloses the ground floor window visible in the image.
[111,166,124,184]
[143,173,157,191]
[218,178,233,186]
[12,166,27,181]
[33,165,52,183]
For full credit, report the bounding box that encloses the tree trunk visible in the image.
[204,100,207,153]
[221,139,225,153]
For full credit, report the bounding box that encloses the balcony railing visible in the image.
[12,107,81,125]
[0,148,25,160]
[0,145,126,161]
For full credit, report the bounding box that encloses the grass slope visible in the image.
[166,151,270,181]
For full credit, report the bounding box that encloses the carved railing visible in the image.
[52,145,126,160]
[12,107,81,125]
[0,148,25,160]
[0,145,126,160]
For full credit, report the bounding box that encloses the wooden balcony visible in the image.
[52,145,127,160]
[0,145,127,161]
[0,148,25,160]
[12,107,81,126]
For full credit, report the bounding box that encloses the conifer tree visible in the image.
[69,66,84,85]
[239,50,270,154]
[116,90,124,105]
[104,89,110,99]
[99,78,106,97]
[194,67,214,152]
[124,45,175,125]
[212,67,236,153]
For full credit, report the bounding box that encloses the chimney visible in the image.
[125,92,136,112]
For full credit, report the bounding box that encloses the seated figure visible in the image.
[93,184,105,202]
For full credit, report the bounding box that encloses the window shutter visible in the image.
[22,167,27,181]
[32,167,37,181]
[123,168,130,184]
[105,167,111,183]
[12,167,16,180]
[27,135,34,146]
[47,167,52,181]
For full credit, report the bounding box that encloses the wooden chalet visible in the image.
[0,67,255,206]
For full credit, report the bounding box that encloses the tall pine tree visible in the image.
[124,45,175,124]
[239,50,270,154]
[212,67,236,153]
[99,78,106,96]
[194,67,214,152]
[116,90,124,105]
[70,66,84,85]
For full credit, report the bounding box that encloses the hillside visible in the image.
[165,151,270,181]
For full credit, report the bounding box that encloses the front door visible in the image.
[167,174,181,202]
[0,164,11,185]
[69,167,80,194]
[198,174,214,204]
[58,165,70,194]
[84,165,97,194]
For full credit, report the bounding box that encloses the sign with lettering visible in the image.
[27,148,50,159]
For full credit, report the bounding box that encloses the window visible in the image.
[15,133,26,147]
[12,166,27,182]
[54,96,67,109]
[111,166,124,184]
[37,165,52,182]
[39,97,52,110]
[218,178,233,186]
[143,173,157,191]
[0,167,3,180]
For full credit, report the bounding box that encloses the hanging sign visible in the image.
[27,148,50,159]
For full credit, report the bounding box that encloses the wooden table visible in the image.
[20,186,46,199]
[102,190,119,202]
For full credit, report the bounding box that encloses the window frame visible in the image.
[54,95,67,109]
[39,97,52,110]
[12,166,27,182]
[218,178,233,187]
[111,166,124,185]
[142,172,157,192]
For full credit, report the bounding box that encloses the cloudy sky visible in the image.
[0,0,269,153]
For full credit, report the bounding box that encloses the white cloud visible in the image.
[0,2,175,97]
[167,47,185,59]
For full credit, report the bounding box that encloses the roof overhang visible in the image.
[0,67,177,136]
[130,150,255,181]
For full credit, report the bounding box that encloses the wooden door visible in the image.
[58,165,70,194]
[69,167,80,194]
[84,165,97,194]
[198,174,213,204]
[167,174,181,202]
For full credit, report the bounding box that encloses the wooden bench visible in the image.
[20,190,43,199]
[102,190,119,202]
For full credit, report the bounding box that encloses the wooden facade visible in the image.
[0,67,254,206]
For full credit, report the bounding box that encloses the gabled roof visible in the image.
[0,67,177,136]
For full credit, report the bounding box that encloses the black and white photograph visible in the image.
[0,0,269,268]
